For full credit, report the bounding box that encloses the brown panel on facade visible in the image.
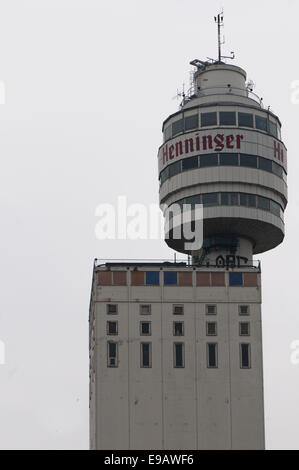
[244,272,258,287]
[113,271,127,286]
[178,271,193,286]
[211,272,225,286]
[98,271,112,285]
[196,272,211,286]
[131,271,145,285]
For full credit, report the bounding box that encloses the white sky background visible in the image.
[0,0,298,449]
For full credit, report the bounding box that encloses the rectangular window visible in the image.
[201,111,217,127]
[207,343,218,368]
[247,194,257,207]
[257,196,270,211]
[140,321,151,336]
[219,152,239,166]
[164,125,172,142]
[219,111,236,125]
[269,121,277,138]
[239,322,250,336]
[239,305,249,315]
[255,115,268,131]
[240,343,251,368]
[107,321,118,335]
[270,200,281,217]
[172,119,183,136]
[259,156,272,172]
[240,154,258,168]
[220,192,238,206]
[140,304,151,315]
[107,304,118,315]
[200,153,218,167]
[229,272,243,286]
[173,321,184,336]
[206,304,217,315]
[182,156,198,171]
[202,192,219,207]
[145,271,160,285]
[238,112,254,127]
[272,162,283,178]
[185,114,198,131]
[174,343,184,368]
[169,161,181,178]
[141,342,152,368]
[160,166,169,184]
[173,304,184,315]
[107,342,118,367]
[206,321,217,336]
[164,271,178,285]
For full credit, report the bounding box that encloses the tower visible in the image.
[89,15,287,450]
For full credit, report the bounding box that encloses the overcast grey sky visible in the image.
[0,0,298,449]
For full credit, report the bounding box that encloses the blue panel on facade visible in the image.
[146,271,160,285]
[164,271,178,285]
[229,272,243,286]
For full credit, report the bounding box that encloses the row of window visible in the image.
[159,152,286,185]
[107,342,251,369]
[107,304,250,315]
[168,191,283,218]
[107,320,250,337]
[164,111,279,142]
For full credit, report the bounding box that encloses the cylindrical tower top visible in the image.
[194,63,247,97]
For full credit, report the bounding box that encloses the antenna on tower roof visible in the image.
[214,11,224,63]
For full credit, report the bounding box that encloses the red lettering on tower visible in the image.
[184,138,194,154]
[214,134,225,151]
[169,145,175,160]
[226,134,234,149]
[162,145,168,165]
[236,135,244,149]
[274,140,281,160]
[203,135,213,150]
[175,141,183,157]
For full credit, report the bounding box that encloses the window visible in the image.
[270,200,281,217]
[240,154,258,168]
[240,343,251,368]
[160,166,169,184]
[272,162,283,178]
[239,305,249,315]
[269,121,277,138]
[173,321,184,336]
[107,342,118,367]
[257,196,270,211]
[207,343,218,368]
[202,192,218,207]
[201,112,217,127]
[219,152,238,166]
[229,272,243,286]
[206,304,217,315]
[146,271,160,285]
[206,322,217,336]
[185,114,198,131]
[255,115,267,132]
[220,192,238,206]
[107,304,118,315]
[169,161,181,178]
[259,156,272,172]
[140,304,151,315]
[200,153,218,167]
[164,125,172,142]
[164,272,178,285]
[240,193,257,208]
[140,321,151,336]
[239,322,250,336]
[174,343,184,367]
[141,342,152,367]
[172,119,183,136]
[182,156,198,171]
[238,112,253,127]
[107,321,118,335]
[219,111,236,125]
[173,304,184,315]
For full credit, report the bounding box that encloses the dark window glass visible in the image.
[202,193,218,207]
[229,272,243,286]
[238,112,253,127]
[206,305,216,315]
[107,321,118,335]
[221,193,229,205]
[270,200,281,217]
[173,304,184,315]
[140,304,151,315]
[201,112,217,127]
[240,154,258,168]
[164,125,172,141]
[182,156,198,171]
[219,111,236,125]
[239,305,249,315]
[255,115,268,131]
[174,343,184,367]
[185,195,201,207]
[240,322,250,336]
[221,193,238,205]
[219,152,238,166]
[146,271,160,285]
[272,162,283,178]
[207,343,218,368]
[164,271,178,285]
[200,153,218,167]
[185,114,198,131]
[259,157,272,172]
[207,322,217,336]
[160,166,169,184]
[141,343,151,367]
[257,196,270,211]
[107,304,118,314]
[172,119,183,136]
[240,343,251,368]
[169,161,181,178]
[174,322,184,336]
[141,322,151,336]
[108,342,118,367]
[269,121,277,137]
[240,193,247,206]
[248,194,257,207]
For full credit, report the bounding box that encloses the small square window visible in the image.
[164,271,178,285]
[140,304,151,315]
[206,304,217,315]
[206,322,217,336]
[238,112,254,128]
[219,111,236,125]
[107,321,118,335]
[173,304,184,315]
[140,321,151,336]
[107,304,118,315]
[239,305,250,315]
[201,112,217,127]
[173,321,184,336]
[146,271,160,285]
[239,322,250,336]
[229,272,243,286]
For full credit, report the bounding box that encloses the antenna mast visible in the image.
[214,12,224,62]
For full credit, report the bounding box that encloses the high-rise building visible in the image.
[89,16,287,450]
